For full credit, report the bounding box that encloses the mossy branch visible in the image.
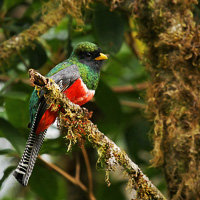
[28,69,166,200]
[0,0,92,67]
[0,4,62,66]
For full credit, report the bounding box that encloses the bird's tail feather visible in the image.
[13,127,46,186]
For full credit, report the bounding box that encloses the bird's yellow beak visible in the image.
[95,53,108,61]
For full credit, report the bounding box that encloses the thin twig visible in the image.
[120,100,146,109]
[125,31,142,60]
[112,83,148,93]
[81,146,96,200]
[17,51,30,69]
[38,155,88,192]
[0,76,16,94]
[0,74,148,92]
[75,153,80,181]
[125,17,144,60]
[0,75,30,84]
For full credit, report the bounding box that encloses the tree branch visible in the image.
[28,69,166,200]
[0,3,63,66]
[38,155,88,192]
[0,0,91,67]
[111,83,148,93]
[120,100,146,109]
[75,153,81,181]
[81,146,96,200]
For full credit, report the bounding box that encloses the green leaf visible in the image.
[0,118,26,155]
[0,149,16,155]
[29,164,58,200]
[0,166,16,188]
[95,80,123,123]
[1,91,29,101]
[5,97,29,128]
[27,42,47,69]
[2,20,31,34]
[0,0,4,9]
[11,81,33,94]
[124,113,152,163]
[0,109,7,120]
[96,181,126,200]
[2,0,24,10]
[0,96,5,106]
[41,137,66,155]
[94,4,125,54]
[95,80,123,133]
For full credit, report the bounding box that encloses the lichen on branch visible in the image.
[28,69,166,200]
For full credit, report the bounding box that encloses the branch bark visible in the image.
[28,69,166,200]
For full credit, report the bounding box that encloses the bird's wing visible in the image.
[32,64,80,131]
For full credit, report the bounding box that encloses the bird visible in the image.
[13,41,108,186]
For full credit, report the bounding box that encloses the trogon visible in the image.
[13,41,108,186]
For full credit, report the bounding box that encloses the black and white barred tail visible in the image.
[13,118,46,186]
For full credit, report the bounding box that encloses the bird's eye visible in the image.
[86,52,92,58]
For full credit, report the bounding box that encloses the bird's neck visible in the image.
[69,54,100,90]
[78,64,100,90]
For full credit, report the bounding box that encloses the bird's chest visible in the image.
[63,78,95,106]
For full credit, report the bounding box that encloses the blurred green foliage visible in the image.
[0,0,166,199]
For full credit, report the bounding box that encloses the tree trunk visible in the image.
[134,0,200,199]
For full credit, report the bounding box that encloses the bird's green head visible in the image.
[71,41,108,72]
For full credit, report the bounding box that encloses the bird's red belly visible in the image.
[36,78,94,134]
[64,78,95,106]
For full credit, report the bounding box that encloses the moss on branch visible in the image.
[28,69,166,200]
